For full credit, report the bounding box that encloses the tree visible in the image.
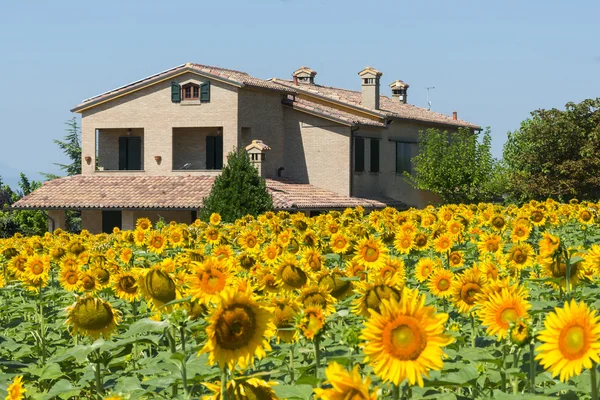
[406,127,502,204]
[503,98,600,202]
[41,117,82,232]
[200,149,273,223]
[0,173,47,238]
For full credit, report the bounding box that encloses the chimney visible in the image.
[453,111,457,120]
[245,140,271,178]
[389,80,409,104]
[358,67,382,110]
[292,66,317,85]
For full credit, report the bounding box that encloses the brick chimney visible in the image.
[292,66,317,85]
[389,80,409,104]
[453,111,457,120]
[245,140,271,177]
[358,67,382,110]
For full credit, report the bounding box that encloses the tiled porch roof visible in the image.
[11,175,406,211]
[283,97,386,128]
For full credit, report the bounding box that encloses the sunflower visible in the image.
[414,257,439,283]
[446,219,463,238]
[119,247,133,264]
[478,287,531,340]
[353,237,388,269]
[66,296,120,339]
[204,226,222,245]
[255,266,279,293]
[448,250,465,269]
[301,248,325,272]
[510,319,531,346]
[360,288,453,387]
[202,377,278,400]
[5,375,26,400]
[186,258,230,305]
[58,264,81,292]
[452,268,487,314]
[413,232,430,251]
[146,231,168,254]
[529,209,546,226]
[433,233,453,254]
[538,251,584,290]
[276,254,308,290]
[209,213,222,226]
[112,271,140,302]
[330,232,352,254]
[352,277,402,317]
[261,243,281,265]
[271,296,301,343]
[314,362,377,400]
[200,288,275,370]
[80,272,100,293]
[536,300,600,382]
[539,232,561,257]
[133,229,146,247]
[578,208,594,225]
[300,306,325,340]
[298,285,337,315]
[317,268,353,300]
[378,257,406,286]
[135,217,152,231]
[505,243,535,271]
[22,254,51,289]
[7,254,27,278]
[212,245,235,264]
[393,233,415,255]
[168,229,185,247]
[427,268,454,299]
[510,223,531,243]
[477,233,502,255]
[140,267,177,310]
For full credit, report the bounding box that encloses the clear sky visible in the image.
[0,0,598,189]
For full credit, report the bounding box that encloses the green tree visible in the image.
[503,98,600,202]
[406,127,502,204]
[200,149,273,223]
[0,173,47,237]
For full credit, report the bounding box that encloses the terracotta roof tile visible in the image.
[11,175,406,211]
[271,79,480,129]
[284,97,386,127]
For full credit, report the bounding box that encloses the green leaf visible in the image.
[39,363,64,381]
[43,379,81,400]
[124,318,169,337]
[273,383,314,400]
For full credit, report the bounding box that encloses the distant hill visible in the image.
[0,162,55,191]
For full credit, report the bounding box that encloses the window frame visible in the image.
[394,140,418,175]
[354,137,365,172]
[181,82,200,100]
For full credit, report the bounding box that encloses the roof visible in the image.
[71,63,296,112]
[11,175,406,211]
[283,97,386,127]
[271,79,480,129]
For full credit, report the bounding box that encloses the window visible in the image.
[396,141,418,174]
[354,137,365,172]
[363,78,375,84]
[182,83,200,100]
[370,139,379,173]
[118,136,142,170]
[102,211,122,234]
[206,135,223,169]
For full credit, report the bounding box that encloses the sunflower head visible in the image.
[66,296,120,339]
[142,267,177,309]
[314,362,377,400]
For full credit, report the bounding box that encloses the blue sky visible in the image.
[0,0,598,189]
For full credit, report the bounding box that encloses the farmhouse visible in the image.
[13,63,479,233]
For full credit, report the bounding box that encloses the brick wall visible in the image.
[81,72,239,176]
[283,108,351,196]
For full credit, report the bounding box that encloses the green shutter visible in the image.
[354,137,364,172]
[127,137,142,170]
[206,136,216,169]
[215,135,223,169]
[370,139,379,172]
[200,82,210,102]
[171,82,181,103]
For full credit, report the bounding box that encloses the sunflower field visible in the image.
[1,200,600,400]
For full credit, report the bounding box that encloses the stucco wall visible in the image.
[172,127,221,170]
[238,90,286,178]
[283,108,351,196]
[81,72,239,176]
[131,210,194,226]
[81,210,102,234]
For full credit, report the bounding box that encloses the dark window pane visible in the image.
[354,137,364,172]
[370,139,379,172]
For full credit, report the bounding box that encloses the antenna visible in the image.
[426,86,435,110]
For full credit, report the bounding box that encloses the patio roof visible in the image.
[11,175,407,211]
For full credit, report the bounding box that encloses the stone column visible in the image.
[47,210,66,232]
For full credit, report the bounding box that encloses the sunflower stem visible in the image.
[470,313,477,348]
[564,249,571,298]
[529,341,536,393]
[221,367,229,400]
[501,342,508,392]
[314,333,321,381]
[166,326,179,397]
[289,345,295,384]
[591,363,598,400]
[38,288,46,365]
[392,383,400,400]
[94,348,103,397]
[512,349,520,394]
[180,325,190,397]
